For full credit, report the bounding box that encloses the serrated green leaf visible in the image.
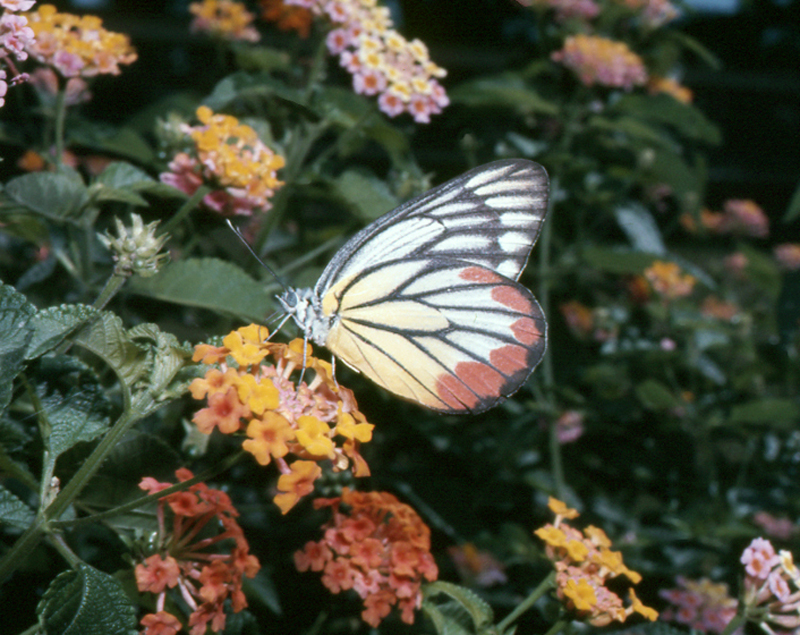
[423,581,494,632]
[0,282,36,412]
[128,257,273,324]
[0,483,35,530]
[69,123,155,164]
[333,170,399,222]
[42,383,111,460]
[71,311,147,393]
[25,304,98,360]
[728,399,800,427]
[37,563,138,635]
[581,246,657,274]
[128,322,192,393]
[4,172,89,221]
[95,162,154,190]
[635,379,680,410]
[91,186,149,207]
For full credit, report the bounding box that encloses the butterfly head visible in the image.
[277,287,331,346]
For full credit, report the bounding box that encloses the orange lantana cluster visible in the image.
[160,106,285,217]
[295,488,439,627]
[535,497,658,626]
[189,0,260,42]
[644,260,696,300]
[189,324,373,513]
[551,34,647,90]
[23,4,137,78]
[136,469,260,635]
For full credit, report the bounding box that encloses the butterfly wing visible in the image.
[320,257,546,413]
[314,159,549,295]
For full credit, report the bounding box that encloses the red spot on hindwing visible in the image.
[492,285,533,312]
[435,361,506,411]
[510,317,541,345]
[460,267,502,283]
[490,344,529,375]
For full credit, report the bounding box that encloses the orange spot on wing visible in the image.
[492,286,533,312]
[510,317,541,345]
[436,374,480,411]
[436,360,507,411]
[460,267,502,283]
[490,344,530,375]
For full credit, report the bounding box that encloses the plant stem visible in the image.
[53,82,67,168]
[496,570,556,632]
[720,614,747,635]
[159,185,211,235]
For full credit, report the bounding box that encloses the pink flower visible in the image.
[741,537,780,579]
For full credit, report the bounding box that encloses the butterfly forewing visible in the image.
[321,258,547,414]
[315,160,549,294]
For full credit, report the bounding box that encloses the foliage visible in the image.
[0,1,799,634]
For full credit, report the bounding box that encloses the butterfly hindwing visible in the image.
[321,257,547,414]
[315,160,549,294]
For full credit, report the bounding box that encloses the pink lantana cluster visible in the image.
[0,0,36,107]
[285,0,448,123]
[552,34,647,90]
[739,537,800,632]
[521,0,600,23]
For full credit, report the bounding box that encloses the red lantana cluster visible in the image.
[295,488,439,627]
[189,324,373,513]
[135,469,260,635]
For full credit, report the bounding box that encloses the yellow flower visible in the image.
[189,0,260,42]
[548,497,580,520]
[564,578,597,611]
[644,261,696,299]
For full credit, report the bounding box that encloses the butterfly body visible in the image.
[278,159,549,414]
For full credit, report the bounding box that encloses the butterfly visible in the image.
[277,159,549,414]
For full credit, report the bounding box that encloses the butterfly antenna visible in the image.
[226,219,288,292]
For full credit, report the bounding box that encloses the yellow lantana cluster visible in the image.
[535,497,658,626]
[160,106,285,217]
[23,4,137,78]
[189,0,260,42]
[644,261,696,300]
[551,34,647,90]
[189,324,374,513]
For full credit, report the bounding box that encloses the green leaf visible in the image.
[332,169,399,222]
[129,257,273,324]
[635,379,680,410]
[35,356,111,459]
[315,86,375,128]
[614,203,666,254]
[205,71,309,115]
[0,483,35,530]
[580,246,657,274]
[610,94,721,145]
[449,74,559,115]
[4,172,89,222]
[233,44,291,72]
[25,304,98,360]
[71,311,148,393]
[422,581,494,635]
[0,282,36,412]
[783,179,800,223]
[738,243,782,301]
[95,162,155,190]
[37,563,138,635]
[69,123,155,164]
[128,322,193,394]
[729,399,800,427]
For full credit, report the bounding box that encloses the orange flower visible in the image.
[136,469,260,635]
[190,324,374,513]
[295,488,439,627]
[189,0,259,42]
[644,261,696,300]
[260,0,313,37]
[551,34,647,90]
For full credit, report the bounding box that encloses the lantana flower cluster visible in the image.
[160,106,285,217]
[551,34,648,90]
[535,497,658,626]
[774,243,800,271]
[739,537,800,632]
[659,576,739,634]
[0,0,35,107]
[447,542,508,587]
[522,0,601,23]
[280,0,449,123]
[23,4,137,78]
[189,324,374,514]
[260,0,313,37]
[644,260,696,300]
[135,468,260,635]
[294,487,439,627]
[682,199,770,238]
[189,0,260,42]
[615,0,679,28]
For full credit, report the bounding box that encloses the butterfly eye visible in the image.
[282,290,298,308]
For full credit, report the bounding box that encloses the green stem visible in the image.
[497,570,556,632]
[53,83,67,168]
[302,35,330,106]
[52,451,246,529]
[542,618,571,635]
[720,613,747,635]
[160,185,212,235]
